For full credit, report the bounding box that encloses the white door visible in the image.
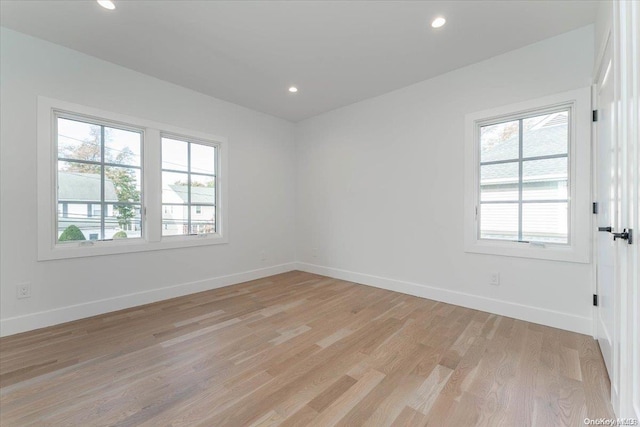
[595,37,616,379]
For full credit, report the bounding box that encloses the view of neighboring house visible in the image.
[57,171,141,240]
[162,183,215,235]
[58,172,216,241]
[480,111,568,243]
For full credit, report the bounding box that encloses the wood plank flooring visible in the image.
[0,271,615,426]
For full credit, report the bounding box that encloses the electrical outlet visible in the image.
[260,250,267,262]
[311,247,318,258]
[17,283,31,299]
[489,273,500,286]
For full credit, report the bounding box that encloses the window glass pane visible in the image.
[190,174,216,205]
[106,204,142,239]
[480,162,519,201]
[104,127,142,167]
[58,161,102,201]
[57,118,102,162]
[480,185,520,202]
[57,205,99,242]
[522,158,568,200]
[480,162,519,184]
[191,143,216,175]
[523,111,568,158]
[480,203,518,241]
[480,120,519,162]
[162,205,188,236]
[191,206,215,234]
[522,202,568,244]
[162,171,189,204]
[105,166,141,203]
[162,137,188,171]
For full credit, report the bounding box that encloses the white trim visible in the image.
[591,81,599,341]
[37,96,229,260]
[464,87,592,263]
[0,263,297,337]
[296,262,592,335]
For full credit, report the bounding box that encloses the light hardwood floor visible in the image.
[0,271,614,426]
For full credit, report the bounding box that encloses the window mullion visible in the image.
[100,125,106,240]
[145,128,160,243]
[215,146,218,233]
[518,118,523,242]
[187,142,192,234]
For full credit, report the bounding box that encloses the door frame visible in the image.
[592,28,617,391]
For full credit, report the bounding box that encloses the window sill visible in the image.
[464,238,590,263]
[38,234,228,261]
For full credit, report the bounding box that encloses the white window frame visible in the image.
[160,133,220,240]
[55,111,145,243]
[37,97,228,261]
[464,87,591,263]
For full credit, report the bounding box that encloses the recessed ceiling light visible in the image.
[431,17,446,28]
[97,0,116,10]
[289,86,298,93]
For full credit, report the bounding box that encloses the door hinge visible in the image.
[592,202,598,214]
[593,294,598,307]
[592,110,598,122]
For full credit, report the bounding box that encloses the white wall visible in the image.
[0,28,296,336]
[1,25,598,337]
[295,26,595,334]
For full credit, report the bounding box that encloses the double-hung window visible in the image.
[38,97,228,260]
[464,88,591,263]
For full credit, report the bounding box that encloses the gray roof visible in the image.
[169,185,215,204]
[58,172,118,202]
[481,124,568,184]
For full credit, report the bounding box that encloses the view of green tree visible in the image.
[61,127,140,229]
[59,225,86,241]
[110,166,140,228]
[112,230,128,239]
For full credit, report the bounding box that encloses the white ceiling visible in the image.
[1,0,599,122]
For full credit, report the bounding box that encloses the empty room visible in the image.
[0,0,638,426]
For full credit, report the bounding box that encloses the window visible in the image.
[161,136,217,237]
[56,114,142,242]
[37,97,228,260]
[479,109,569,244]
[464,88,591,263]
[89,204,102,218]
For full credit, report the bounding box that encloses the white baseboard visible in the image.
[1,262,593,337]
[296,262,592,335]
[0,263,297,337]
